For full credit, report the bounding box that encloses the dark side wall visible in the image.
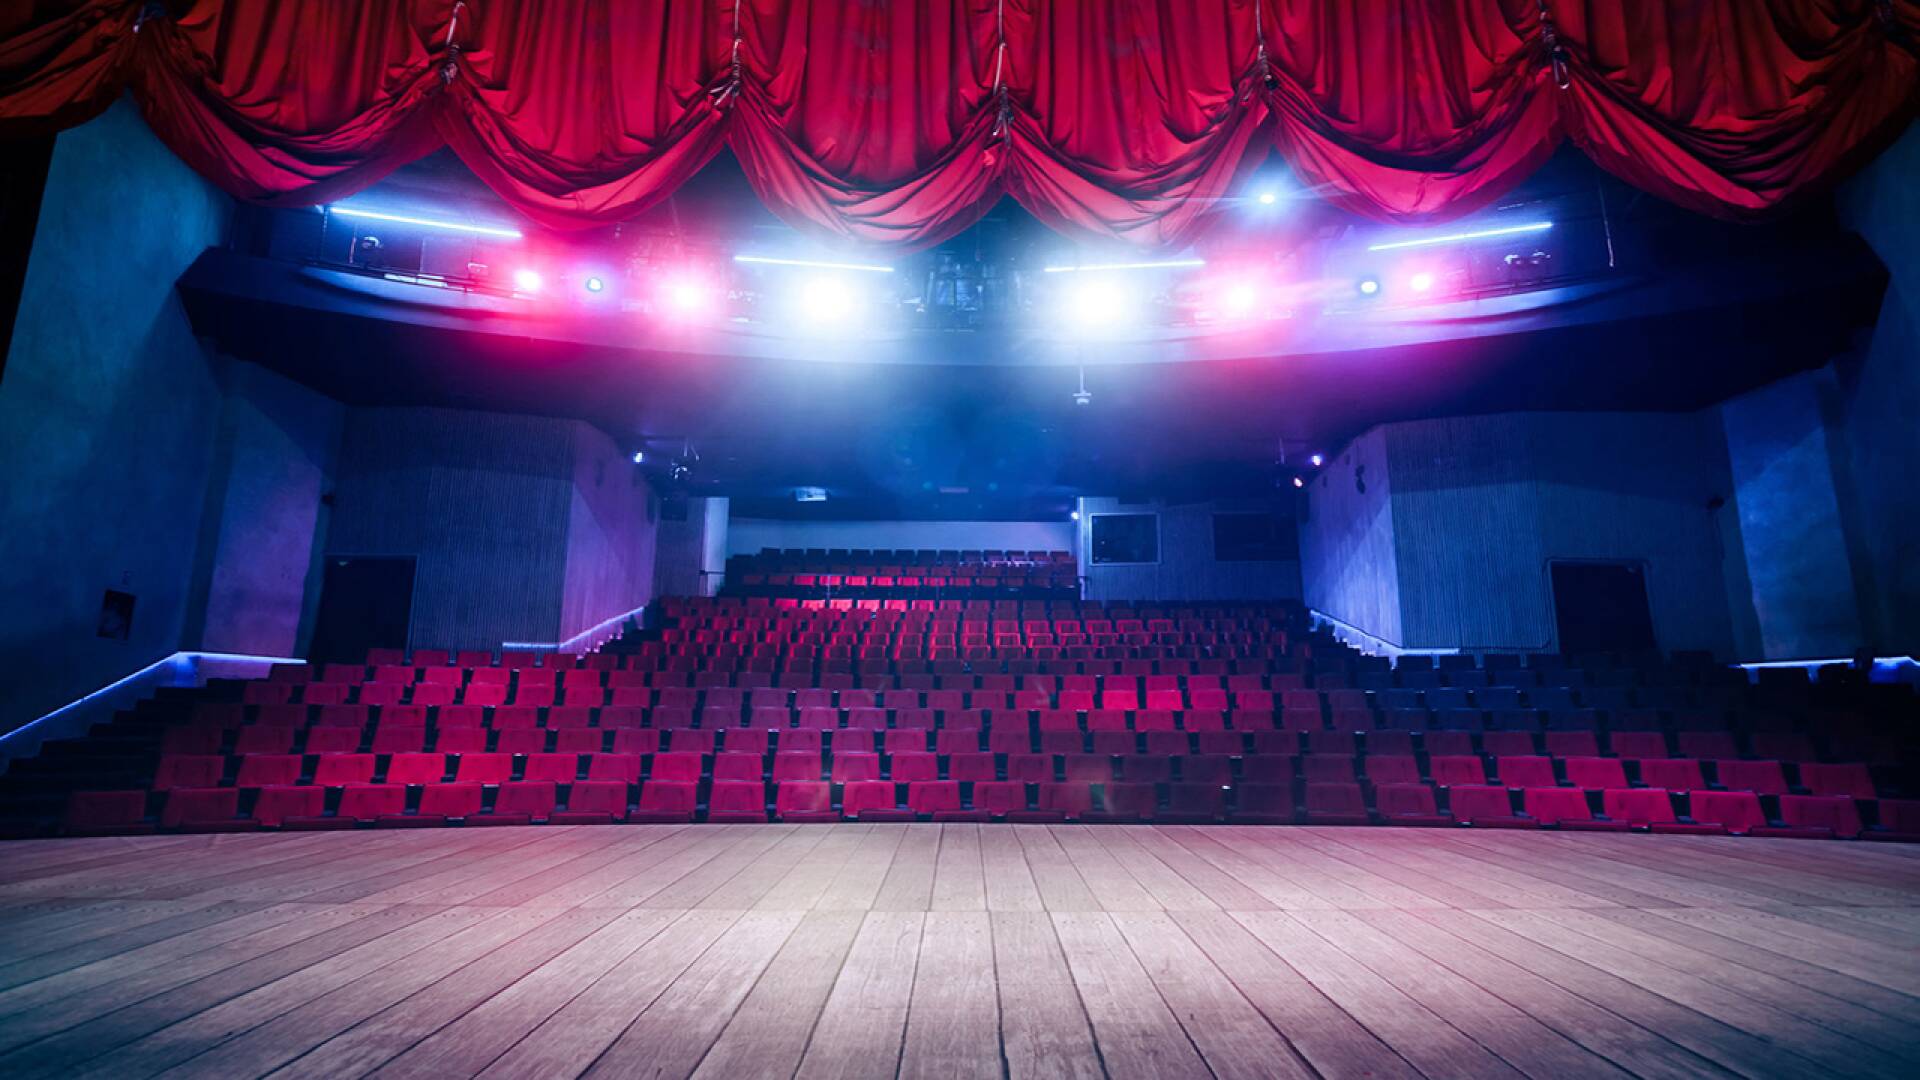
[326,407,657,653]
[0,100,232,729]
[1838,123,1920,652]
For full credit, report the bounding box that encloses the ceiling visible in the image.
[178,149,1889,519]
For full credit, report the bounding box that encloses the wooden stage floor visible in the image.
[0,824,1916,1079]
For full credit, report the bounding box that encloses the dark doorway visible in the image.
[1550,561,1657,656]
[309,556,416,664]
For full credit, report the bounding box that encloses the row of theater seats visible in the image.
[145,701,1898,770]
[732,547,1075,567]
[722,549,1078,600]
[13,598,1916,841]
[65,777,1908,838]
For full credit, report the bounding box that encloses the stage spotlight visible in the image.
[1065,280,1129,329]
[1408,271,1435,294]
[583,275,606,294]
[1292,476,1305,488]
[1222,282,1260,316]
[796,277,862,325]
[631,450,645,464]
[1257,190,1278,206]
[1070,510,1081,521]
[512,268,543,294]
[1356,276,1381,297]
[660,277,709,317]
[1310,453,1324,467]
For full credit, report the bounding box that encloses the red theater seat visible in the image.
[233,725,296,755]
[1228,783,1294,825]
[1563,757,1628,791]
[1638,758,1706,791]
[64,791,153,835]
[554,780,631,824]
[971,780,1028,817]
[830,753,881,784]
[775,781,835,822]
[454,753,514,785]
[1427,755,1486,787]
[1304,782,1370,825]
[1525,787,1620,830]
[651,751,706,784]
[910,781,975,819]
[711,752,763,782]
[1373,783,1450,826]
[522,753,580,783]
[1013,782,1092,822]
[253,786,330,828]
[474,781,555,825]
[1865,800,1920,842]
[1668,790,1764,835]
[152,754,223,791]
[1448,785,1534,828]
[889,752,939,783]
[315,754,379,787]
[633,781,699,822]
[1716,759,1788,795]
[1609,731,1670,760]
[1163,782,1226,823]
[340,784,407,823]
[1797,763,1876,798]
[418,783,484,821]
[842,780,908,820]
[162,788,253,831]
[235,754,302,789]
[1495,756,1557,789]
[707,781,769,822]
[1755,795,1863,840]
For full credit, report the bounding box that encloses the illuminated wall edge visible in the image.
[0,652,297,769]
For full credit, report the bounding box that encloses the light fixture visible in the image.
[1257,191,1278,206]
[734,254,894,274]
[1043,258,1205,274]
[1310,453,1324,467]
[1366,221,1552,252]
[631,450,645,464]
[1222,282,1260,315]
[583,276,606,294]
[327,205,523,239]
[1071,366,1093,406]
[1292,476,1305,488]
[1408,271,1435,293]
[512,268,543,293]
[798,277,859,324]
[1356,276,1381,297]
[661,278,709,316]
[1066,280,1129,329]
[1070,510,1081,521]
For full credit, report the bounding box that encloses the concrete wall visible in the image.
[189,362,344,657]
[727,518,1075,557]
[559,424,657,639]
[1716,371,1869,659]
[657,497,730,598]
[1300,427,1402,644]
[327,407,658,652]
[1838,123,1920,652]
[1076,497,1302,603]
[0,100,231,732]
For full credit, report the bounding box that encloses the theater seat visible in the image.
[1448,785,1535,828]
[161,788,254,831]
[1008,782,1092,822]
[552,779,630,824]
[1865,799,1920,843]
[473,781,555,825]
[707,780,769,822]
[1715,759,1788,795]
[1600,788,1688,830]
[1525,787,1618,830]
[258,786,344,829]
[912,781,980,820]
[1797,762,1876,798]
[418,783,484,822]
[1162,782,1227,823]
[1638,758,1705,792]
[1754,794,1863,840]
[1304,782,1370,825]
[1495,756,1557,789]
[235,754,302,789]
[775,781,835,822]
[64,790,153,835]
[1087,781,1157,822]
[1563,757,1628,791]
[152,754,224,791]
[1427,755,1485,787]
[339,784,407,824]
[1373,783,1450,827]
[970,780,1028,817]
[1228,783,1294,825]
[842,780,909,820]
[633,780,699,823]
[1668,790,1764,835]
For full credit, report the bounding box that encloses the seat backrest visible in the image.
[1562,756,1628,790]
[1522,787,1592,824]
[1602,788,1675,826]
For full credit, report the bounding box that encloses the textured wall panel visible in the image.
[1078,498,1301,603]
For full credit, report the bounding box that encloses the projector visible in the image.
[1072,389,1092,406]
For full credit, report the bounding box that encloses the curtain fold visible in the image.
[0,0,1913,246]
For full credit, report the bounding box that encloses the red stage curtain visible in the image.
[438,0,733,229]
[0,0,1914,244]
[0,1,136,136]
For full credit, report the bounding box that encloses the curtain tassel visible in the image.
[1536,1,1571,89]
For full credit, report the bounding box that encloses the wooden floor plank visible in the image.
[794,910,924,1080]
[0,824,1913,1080]
[899,910,1002,1079]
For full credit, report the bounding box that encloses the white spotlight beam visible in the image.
[733,254,895,273]
[1042,258,1206,273]
[1365,221,1552,252]
[328,205,523,239]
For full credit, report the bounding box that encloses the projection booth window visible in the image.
[1090,514,1159,564]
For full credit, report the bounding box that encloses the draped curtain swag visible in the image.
[3,0,1915,248]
